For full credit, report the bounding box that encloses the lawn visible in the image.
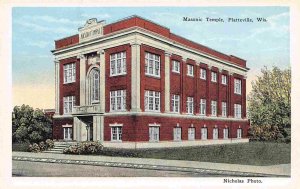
[101,142,291,166]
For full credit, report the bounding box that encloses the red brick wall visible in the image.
[104,16,170,38]
[140,44,165,112]
[105,44,132,112]
[59,57,80,115]
[55,16,246,68]
[170,54,182,113]
[52,118,73,140]
[104,115,249,142]
[55,35,79,49]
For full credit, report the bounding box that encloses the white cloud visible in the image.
[27,41,51,48]
[15,20,73,34]
[20,15,83,26]
[247,12,289,39]
[81,13,111,20]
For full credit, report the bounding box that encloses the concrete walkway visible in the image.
[12,152,290,177]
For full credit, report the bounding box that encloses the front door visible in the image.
[64,127,73,140]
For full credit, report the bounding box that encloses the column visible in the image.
[78,54,86,106]
[242,75,247,118]
[130,42,141,112]
[217,69,222,116]
[100,116,104,142]
[206,64,212,116]
[99,50,106,113]
[181,58,187,113]
[80,121,88,141]
[93,115,100,141]
[73,117,80,141]
[54,60,60,114]
[164,52,171,113]
[228,72,234,117]
[195,63,200,114]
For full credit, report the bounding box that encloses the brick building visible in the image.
[52,15,250,148]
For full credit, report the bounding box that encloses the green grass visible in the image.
[12,142,29,152]
[101,142,291,166]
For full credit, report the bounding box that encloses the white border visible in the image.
[1,1,299,189]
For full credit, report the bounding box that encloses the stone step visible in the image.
[43,151,63,154]
[53,145,71,148]
[41,142,76,154]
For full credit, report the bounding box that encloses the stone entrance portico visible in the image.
[73,105,104,142]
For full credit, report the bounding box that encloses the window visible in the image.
[111,127,122,141]
[63,96,75,114]
[145,90,160,111]
[211,101,217,116]
[173,127,182,141]
[222,102,227,117]
[63,127,73,140]
[145,52,160,77]
[90,69,100,103]
[200,68,206,80]
[222,75,227,85]
[237,128,242,139]
[201,127,207,140]
[110,51,126,76]
[200,99,206,115]
[186,97,194,114]
[188,127,195,140]
[234,104,242,118]
[223,128,229,139]
[171,94,180,113]
[172,60,180,73]
[234,79,242,94]
[110,90,126,111]
[63,63,76,83]
[187,64,194,77]
[211,71,217,82]
[149,127,159,142]
[213,127,219,140]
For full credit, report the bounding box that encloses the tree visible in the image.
[248,66,291,142]
[12,104,52,143]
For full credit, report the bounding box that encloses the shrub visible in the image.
[12,142,30,152]
[39,141,46,151]
[45,139,54,149]
[63,141,103,154]
[28,143,40,153]
[27,139,54,153]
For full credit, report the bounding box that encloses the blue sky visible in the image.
[12,7,289,108]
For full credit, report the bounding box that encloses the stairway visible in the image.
[43,142,77,154]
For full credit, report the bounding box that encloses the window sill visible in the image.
[145,110,161,113]
[110,73,127,77]
[145,74,161,79]
[171,71,180,75]
[110,110,127,113]
[200,77,206,80]
[63,81,76,85]
[187,75,194,78]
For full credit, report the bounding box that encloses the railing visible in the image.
[72,104,101,114]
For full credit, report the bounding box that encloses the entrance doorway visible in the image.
[89,125,93,141]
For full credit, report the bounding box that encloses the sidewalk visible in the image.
[12,151,290,177]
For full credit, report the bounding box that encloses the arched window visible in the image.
[89,69,100,103]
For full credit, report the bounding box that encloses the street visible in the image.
[12,160,226,177]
